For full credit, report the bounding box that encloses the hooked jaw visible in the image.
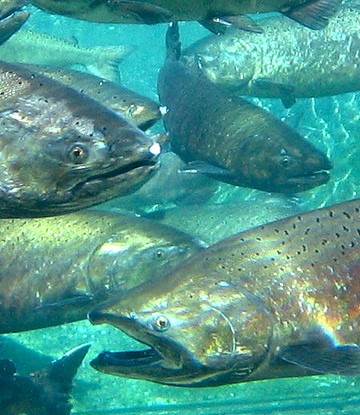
[88,307,197,385]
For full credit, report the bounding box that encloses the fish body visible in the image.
[0,344,89,415]
[0,29,134,82]
[157,23,331,193]
[0,210,205,333]
[90,198,360,386]
[183,7,360,106]
[30,0,341,30]
[25,65,162,130]
[0,60,160,218]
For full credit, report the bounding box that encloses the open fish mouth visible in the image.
[91,348,164,371]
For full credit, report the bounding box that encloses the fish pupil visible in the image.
[69,144,88,164]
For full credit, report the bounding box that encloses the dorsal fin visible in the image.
[165,21,181,61]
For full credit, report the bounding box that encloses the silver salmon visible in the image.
[183,7,360,107]
[0,210,205,333]
[0,29,135,82]
[0,61,160,217]
[89,198,360,387]
[157,22,332,193]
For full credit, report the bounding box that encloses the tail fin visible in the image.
[32,344,90,414]
[86,44,136,83]
[166,21,181,61]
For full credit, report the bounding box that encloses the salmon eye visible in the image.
[154,315,170,331]
[281,156,290,167]
[155,249,166,259]
[68,144,88,164]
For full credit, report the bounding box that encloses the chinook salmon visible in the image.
[157,22,331,193]
[89,198,360,387]
[183,7,360,108]
[0,210,205,333]
[26,65,162,130]
[0,29,134,82]
[30,0,341,31]
[0,61,160,218]
[0,344,89,415]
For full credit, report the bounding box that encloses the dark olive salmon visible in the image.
[0,344,89,415]
[30,0,341,30]
[25,65,162,131]
[0,210,205,333]
[90,197,360,386]
[157,22,331,194]
[0,61,161,217]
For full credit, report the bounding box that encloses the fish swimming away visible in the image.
[0,29,135,82]
[89,197,360,387]
[0,344,90,415]
[30,0,341,31]
[0,7,28,45]
[0,60,160,218]
[0,209,205,333]
[183,6,360,108]
[157,22,332,194]
[25,65,162,131]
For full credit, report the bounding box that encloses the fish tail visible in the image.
[86,44,136,83]
[32,344,90,413]
[165,22,181,61]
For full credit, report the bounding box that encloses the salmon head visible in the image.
[89,261,274,386]
[0,61,161,217]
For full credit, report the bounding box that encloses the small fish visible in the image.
[26,65,162,130]
[30,0,341,31]
[157,22,332,194]
[0,61,160,217]
[183,7,360,108]
[0,29,135,82]
[89,198,360,386]
[0,209,205,333]
[0,344,90,415]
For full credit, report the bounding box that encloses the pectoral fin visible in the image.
[34,294,94,310]
[279,328,360,375]
[252,78,296,108]
[180,161,234,179]
[201,15,264,34]
[108,0,173,24]
[284,0,341,30]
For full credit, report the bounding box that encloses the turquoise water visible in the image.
[2,5,360,414]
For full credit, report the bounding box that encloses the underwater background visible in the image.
[1,5,360,414]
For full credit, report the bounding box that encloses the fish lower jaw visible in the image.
[84,157,159,182]
[278,170,331,192]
